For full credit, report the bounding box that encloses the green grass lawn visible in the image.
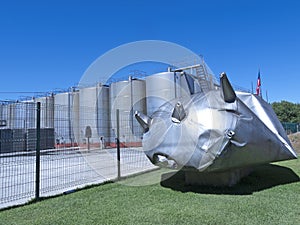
[1,159,300,225]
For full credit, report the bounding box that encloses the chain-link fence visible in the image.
[282,122,299,134]
[0,101,155,209]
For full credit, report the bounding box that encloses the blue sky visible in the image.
[0,0,299,102]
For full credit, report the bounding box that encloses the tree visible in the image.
[272,101,300,123]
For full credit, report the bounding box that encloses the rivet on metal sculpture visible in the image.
[135,72,297,186]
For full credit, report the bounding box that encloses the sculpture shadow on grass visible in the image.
[160,164,300,195]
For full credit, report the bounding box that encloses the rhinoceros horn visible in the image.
[134,111,152,132]
[220,72,236,103]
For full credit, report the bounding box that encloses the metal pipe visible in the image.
[116,109,121,180]
[35,102,41,201]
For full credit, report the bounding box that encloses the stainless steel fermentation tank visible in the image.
[79,84,109,149]
[54,90,79,147]
[145,71,191,116]
[34,95,55,129]
[109,77,146,147]
[135,73,297,186]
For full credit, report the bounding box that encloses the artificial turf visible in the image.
[0,159,299,225]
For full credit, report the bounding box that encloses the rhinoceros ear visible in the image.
[171,102,186,123]
[134,111,152,132]
[220,72,236,103]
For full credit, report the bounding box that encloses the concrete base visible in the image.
[185,167,252,187]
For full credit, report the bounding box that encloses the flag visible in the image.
[256,70,261,96]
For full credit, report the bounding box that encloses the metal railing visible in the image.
[0,102,155,209]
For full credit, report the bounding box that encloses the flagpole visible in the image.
[256,68,261,97]
[260,78,264,99]
[260,76,263,99]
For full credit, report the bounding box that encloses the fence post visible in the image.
[116,109,121,180]
[35,102,41,201]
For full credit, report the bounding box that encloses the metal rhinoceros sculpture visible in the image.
[135,73,297,174]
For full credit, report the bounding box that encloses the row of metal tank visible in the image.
[0,71,198,149]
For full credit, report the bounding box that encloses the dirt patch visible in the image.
[288,132,300,154]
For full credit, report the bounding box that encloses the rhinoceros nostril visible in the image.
[153,154,178,169]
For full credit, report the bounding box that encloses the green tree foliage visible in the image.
[272,101,300,123]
